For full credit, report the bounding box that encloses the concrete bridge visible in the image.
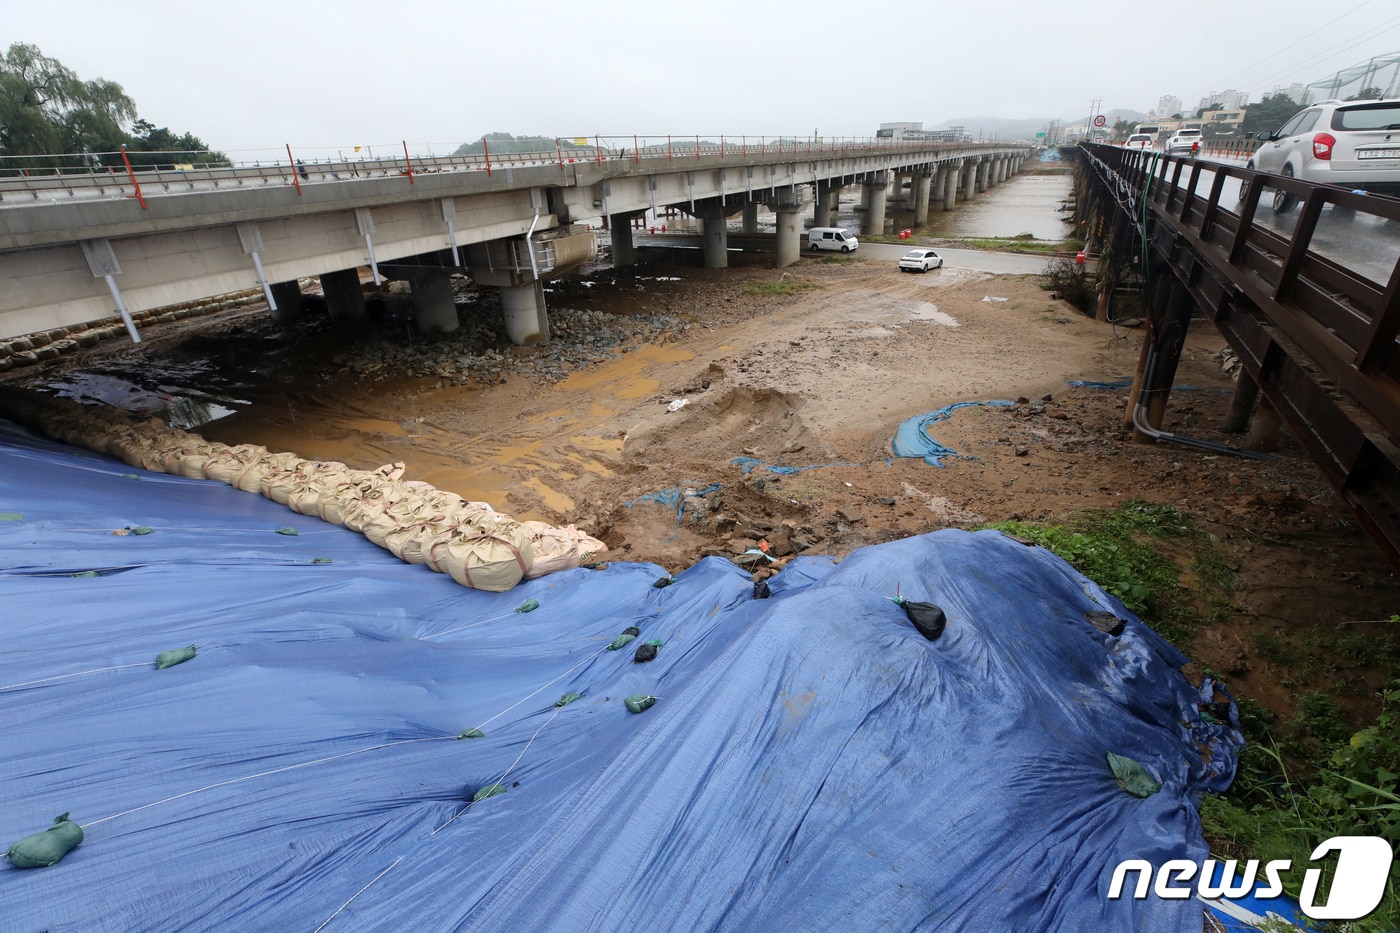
[0,139,1029,346]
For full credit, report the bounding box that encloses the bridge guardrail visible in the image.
[0,136,1031,208]
[1080,141,1400,565]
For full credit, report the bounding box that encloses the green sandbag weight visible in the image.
[607,632,637,651]
[6,813,83,868]
[458,728,486,739]
[624,695,657,714]
[515,599,539,613]
[555,692,582,708]
[155,645,197,670]
[274,526,299,536]
[1106,751,1162,798]
[472,783,507,802]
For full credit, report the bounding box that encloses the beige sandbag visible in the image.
[203,444,267,484]
[427,523,534,592]
[522,521,608,578]
[318,478,369,526]
[231,451,301,494]
[175,441,229,480]
[388,516,458,564]
[262,457,343,504]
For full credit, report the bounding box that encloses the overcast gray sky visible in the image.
[6,0,1399,159]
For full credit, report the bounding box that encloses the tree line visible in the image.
[0,42,224,172]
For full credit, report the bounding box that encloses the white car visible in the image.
[1124,134,1154,150]
[1245,97,1400,210]
[898,248,944,273]
[1166,129,1203,155]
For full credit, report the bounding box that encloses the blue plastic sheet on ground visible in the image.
[626,483,722,524]
[0,418,1241,932]
[891,400,1014,466]
[1067,379,1134,390]
[730,456,851,476]
[1200,862,1309,931]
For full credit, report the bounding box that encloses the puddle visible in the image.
[44,369,249,429]
[909,303,960,327]
[554,343,694,398]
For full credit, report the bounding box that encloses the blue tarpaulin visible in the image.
[891,400,1014,466]
[0,418,1241,931]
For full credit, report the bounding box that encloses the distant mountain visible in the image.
[929,116,1052,140]
[929,109,1148,140]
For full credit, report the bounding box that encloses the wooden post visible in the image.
[1246,399,1283,452]
[1135,276,1194,444]
[1223,369,1260,434]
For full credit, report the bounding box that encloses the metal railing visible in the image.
[0,134,1029,208]
[1079,141,1400,566]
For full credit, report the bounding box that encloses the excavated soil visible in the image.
[5,248,1398,729]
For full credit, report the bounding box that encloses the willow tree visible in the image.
[0,43,136,162]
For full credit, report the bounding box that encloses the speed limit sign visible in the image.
[1093,115,1106,127]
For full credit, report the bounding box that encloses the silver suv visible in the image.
[1246,97,1400,211]
[1166,128,1202,154]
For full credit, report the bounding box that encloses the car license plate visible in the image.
[1358,148,1400,159]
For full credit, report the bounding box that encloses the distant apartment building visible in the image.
[1197,89,1249,112]
[1271,83,1308,104]
[1200,109,1246,133]
[1156,94,1183,117]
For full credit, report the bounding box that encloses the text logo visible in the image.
[1108,836,1393,920]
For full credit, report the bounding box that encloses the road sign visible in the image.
[1093,115,1107,127]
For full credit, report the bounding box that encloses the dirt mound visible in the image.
[624,381,826,468]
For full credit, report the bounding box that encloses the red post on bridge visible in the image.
[483,138,492,176]
[284,144,301,196]
[119,145,147,209]
[634,135,640,164]
[596,135,602,165]
[402,140,414,184]
[557,138,564,172]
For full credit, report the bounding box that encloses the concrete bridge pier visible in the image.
[409,268,459,334]
[930,167,947,212]
[772,188,812,268]
[862,171,889,236]
[500,280,549,345]
[609,210,646,268]
[913,171,933,226]
[890,172,907,212]
[962,162,977,201]
[813,181,836,227]
[741,201,760,234]
[974,160,988,193]
[320,268,368,321]
[695,198,740,269]
[269,281,303,323]
[944,163,962,211]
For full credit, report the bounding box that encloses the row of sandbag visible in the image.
[0,388,606,592]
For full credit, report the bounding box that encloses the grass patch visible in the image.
[743,279,822,296]
[1202,685,1400,930]
[944,236,1078,254]
[978,499,1227,640]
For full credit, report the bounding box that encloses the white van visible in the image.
[808,227,859,253]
